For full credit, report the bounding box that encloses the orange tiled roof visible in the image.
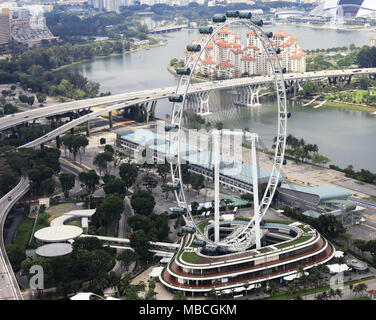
[218,61,234,68]
[241,55,256,61]
[290,51,306,59]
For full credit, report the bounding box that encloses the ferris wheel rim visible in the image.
[168,16,288,249]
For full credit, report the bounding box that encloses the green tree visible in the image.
[28,164,54,193]
[79,170,99,194]
[302,81,319,96]
[173,291,187,300]
[100,194,124,225]
[59,173,75,198]
[156,163,169,183]
[72,237,104,251]
[130,230,150,264]
[93,151,114,175]
[40,177,55,196]
[142,175,158,193]
[311,153,330,167]
[130,190,155,216]
[117,250,137,271]
[6,244,26,272]
[103,177,126,196]
[119,162,139,193]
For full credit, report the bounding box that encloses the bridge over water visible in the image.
[0,68,374,150]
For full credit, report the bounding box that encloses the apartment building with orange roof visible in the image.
[184,28,305,79]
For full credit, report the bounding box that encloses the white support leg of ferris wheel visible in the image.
[250,134,261,249]
[212,129,221,243]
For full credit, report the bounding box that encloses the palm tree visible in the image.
[349,284,354,297]
[287,282,298,299]
[269,282,278,298]
[90,273,110,296]
[355,283,368,297]
[230,288,235,299]
[328,288,336,300]
[335,288,343,300]
[315,293,323,300]
[297,266,309,299]
[321,291,329,300]
[310,268,324,298]
[244,281,250,296]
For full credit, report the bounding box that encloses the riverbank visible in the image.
[285,22,374,32]
[293,96,376,113]
[54,40,167,72]
[166,65,207,83]
[324,100,376,113]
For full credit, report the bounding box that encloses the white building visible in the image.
[310,0,376,18]
[370,34,376,47]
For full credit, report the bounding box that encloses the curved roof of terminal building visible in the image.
[34,225,82,243]
[35,243,73,258]
[279,183,351,204]
[120,128,281,185]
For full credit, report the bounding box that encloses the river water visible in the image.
[67,25,376,172]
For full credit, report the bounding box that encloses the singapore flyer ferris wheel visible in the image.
[165,11,289,252]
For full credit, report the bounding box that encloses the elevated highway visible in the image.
[1,68,376,134]
[0,176,30,300]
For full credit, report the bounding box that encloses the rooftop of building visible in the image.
[120,128,279,185]
[279,183,351,204]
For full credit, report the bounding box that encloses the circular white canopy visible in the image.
[34,226,82,243]
[35,243,73,257]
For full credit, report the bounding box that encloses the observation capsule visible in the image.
[181,226,196,234]
[254,19,263,27]
[276,48,281,54]
[176,67,191,75]
[168,94,183,103]
[171,207,187,214]
[225,11,239,18]
[280,112,291,118]
[266,32,273,38]
[186,44,201,52]
[164,124,179,132]
[193,240,206,247]
[199,27,213,34]
[212,14,226,23]
[166,182,181,190]
[239,12,252,19]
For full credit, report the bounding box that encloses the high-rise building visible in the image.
[0,12,11,46]
[370,35,376,47]
[185,29,306,79]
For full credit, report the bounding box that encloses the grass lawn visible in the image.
[181,251,200,263]
[198,220,210,233]
[12,216,34,248]
[234,216,251,222]
[264,219,294,225]
[297,225,312,233]
[68,220,81,227]
[56,205,71,210]
[274,235,312,249]
[258,247,271,253]
[264,276,376,300]
[367,196,376,203]
[352,296,371,300]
